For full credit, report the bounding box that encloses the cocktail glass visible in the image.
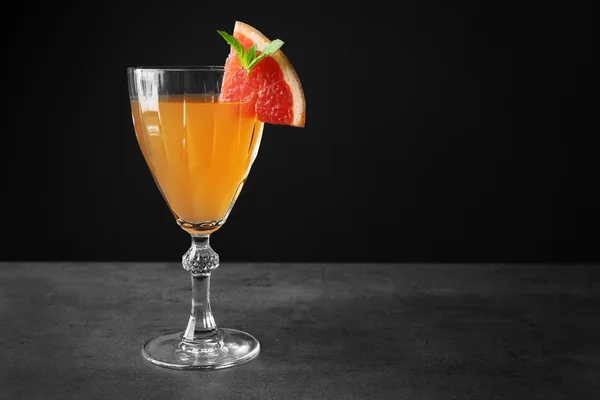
[127,66,263,369]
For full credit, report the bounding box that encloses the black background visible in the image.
[2,0,596,263]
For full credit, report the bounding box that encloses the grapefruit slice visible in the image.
[219,21,306,127]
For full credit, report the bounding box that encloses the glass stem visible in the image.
[181,234,220,341]
[183,274,217,339]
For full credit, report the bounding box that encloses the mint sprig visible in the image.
[217,30,284,74]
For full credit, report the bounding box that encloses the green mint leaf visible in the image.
[247,39,284,70]
[246,44,257,68]
[262,39,284,55]
[246,56,264,71]
[217,30,248,69]
[218,30,285,73]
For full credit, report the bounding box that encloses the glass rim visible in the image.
[127,65,224,72]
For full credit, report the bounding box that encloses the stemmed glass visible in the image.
[127,66,263,369]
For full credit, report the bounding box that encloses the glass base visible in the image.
[142,328,260,370]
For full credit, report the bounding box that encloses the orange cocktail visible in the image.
[131,95,263,232]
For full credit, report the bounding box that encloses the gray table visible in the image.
[1,262,599,399]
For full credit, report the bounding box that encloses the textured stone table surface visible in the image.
[1,262,599,399]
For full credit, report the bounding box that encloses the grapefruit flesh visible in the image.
[219,21,305,127]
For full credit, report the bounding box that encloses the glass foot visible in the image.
[142,328,260,370]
